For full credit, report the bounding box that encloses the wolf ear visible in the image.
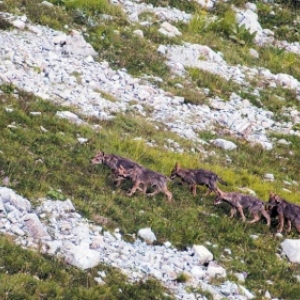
[274,195,281,203]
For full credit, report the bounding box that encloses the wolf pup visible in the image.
[118,165,173,202]
[170,162,227,196]
[214,190,270,226]
[91,151,143,186]
[268,192,300,234]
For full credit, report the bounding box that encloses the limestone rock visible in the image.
[281,239,300,263]
[193,245,213,265]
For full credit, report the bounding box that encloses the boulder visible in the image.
[24,214,50,239]
[207,261,227,278]
[281,239,300,263]
[138,227,157,244]
[193,245,213,265]
[213,139,237,150]
[64,243,101,270]
[159,22,182,38]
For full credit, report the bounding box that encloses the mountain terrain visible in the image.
[1,0,300,299]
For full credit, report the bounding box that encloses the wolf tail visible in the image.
[217,176,228,186]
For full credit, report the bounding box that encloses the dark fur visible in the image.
[170,162,227,196]
[91,151,143,186]
[214,190,270,225]
[268,192,300,234]
[118,165,173,202]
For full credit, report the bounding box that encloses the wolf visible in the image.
[214,190,270,225]
[170,162,227,196]
[118,165,173,202]
[91,151,143,186]
[268,192,300,234]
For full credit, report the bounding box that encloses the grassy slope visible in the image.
[1,0,300,299]
[1,86,300,299]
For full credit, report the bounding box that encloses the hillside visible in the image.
[1,0,300,299]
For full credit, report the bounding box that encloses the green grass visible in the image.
[1,85,300,299]
[257,0,300,43]
[188,68,241,101]
[1,0,300,298]
[88,23,170,77]
[0,236,172,300]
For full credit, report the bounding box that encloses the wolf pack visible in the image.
[91,151,300,235]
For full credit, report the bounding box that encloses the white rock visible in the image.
[245,2,257,12]
[264,173,274,181]
[234,272,246,282]
[41,1,54,7]
[10,224,25,236]
[207,262,227,278]
[250,234,259,240]
[94,277,105,284]
[264,290,271,299]
[159,22,182,37]
[90,236,104,249]
[190,266,206,279]
[196,0,216,9]
[64,245,101,270]
[0,187,31,212]
[53,34,68,45]
[30,112,42,116]
[238,284,255,299]
[213,139,237,150]
[24,214,50,239]
[276,73,299,90]
[137,227,157,243]
[12,20,26,30]
[157,45,167,55]
[77,137,88,144]
[72,224,90,239]
[277,139,291,145]
[193,245,213,265]
[164,241,172,248]
[235,9,262,35]
[44,240,62,255]
[281,239,300,263]
[133,30,144,38]
[56,111,85,125]
[249,48,259,59]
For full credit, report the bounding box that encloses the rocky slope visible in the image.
[1,1,300,299]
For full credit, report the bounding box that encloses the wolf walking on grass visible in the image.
[268,192,300,234]
[214,190,271,226]
[170,162,227,196]
[118,165,173,202]
[91,151,143,187]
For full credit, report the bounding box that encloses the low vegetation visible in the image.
[1,83,300,299]
[1,0,300,299]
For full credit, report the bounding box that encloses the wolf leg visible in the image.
[190,184,197,196]
[203,189,212,196]
[261,208,271,226]
[229,207,237,218]
[277,214,285,233]
[237,206,246,222]
[286,220,292,233]
[247,213,260,224]
[128,181,141,196]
